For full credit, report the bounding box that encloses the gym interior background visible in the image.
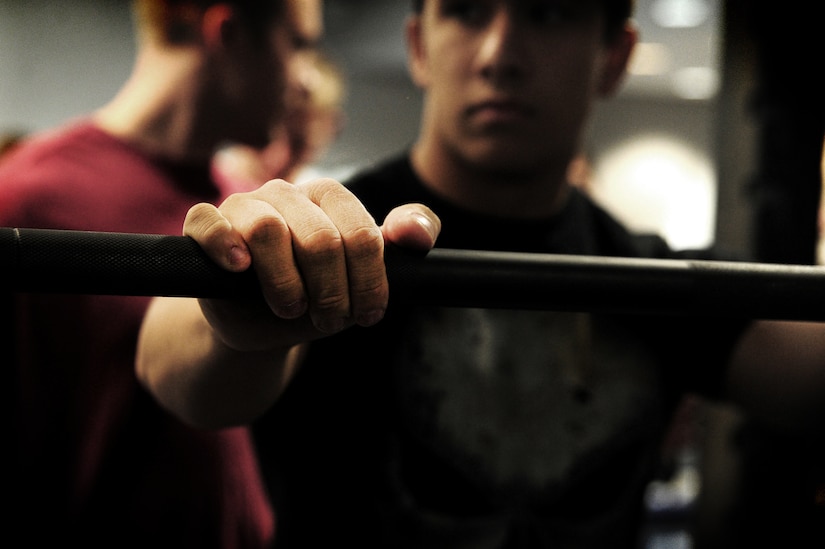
[1,0,747,252]
[2,1,823,547]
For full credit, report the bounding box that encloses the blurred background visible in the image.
[2,1,823,547]
[2,0,821,259]
[1,0,744,252]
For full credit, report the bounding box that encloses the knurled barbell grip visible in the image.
[4,227,825,319]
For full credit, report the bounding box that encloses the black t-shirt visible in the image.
[253,154,748,548]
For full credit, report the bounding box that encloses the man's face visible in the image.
[409,0,629,176]
[225,0,323,148]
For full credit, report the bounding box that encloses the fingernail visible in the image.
[227,245,247,268]
[412,212,437,238]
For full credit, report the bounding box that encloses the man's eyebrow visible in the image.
[293,33,320,50]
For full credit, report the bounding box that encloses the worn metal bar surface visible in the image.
[4,227,825,320]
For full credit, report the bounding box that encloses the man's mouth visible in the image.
[467,100,534,124]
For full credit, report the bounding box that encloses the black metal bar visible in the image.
[1,227,258,298]
[4,227,825,320]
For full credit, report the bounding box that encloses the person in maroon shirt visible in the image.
[1,1,323,547]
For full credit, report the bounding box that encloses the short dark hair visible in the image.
[134,0,286,44]
[162,0,284,17]
[410,0,634,39]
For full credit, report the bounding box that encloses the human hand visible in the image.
[183,178,440,351]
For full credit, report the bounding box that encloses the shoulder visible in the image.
[0,120,172,228]
[568,190,738,261]
[568,189,696,259]
[0,122,88,223]
[2,120,116,163]
[345,154,413,191]
[0,120,130,189]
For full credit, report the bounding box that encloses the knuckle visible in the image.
[262,276,305,307]
[301,176,340,194]
[217,191,250,211]
[302,177,360,207]
[185,201,216,222]
[347,225,384,255]
[244,215,289,247]
[183,203,230,240]
[312,291,349,314]
[355,276,388,304]
[255,178,296,201]
[301,225,345,257]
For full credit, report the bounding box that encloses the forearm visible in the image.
[136,297,301,429]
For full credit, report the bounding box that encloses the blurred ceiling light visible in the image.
[671,66,719,100]
[628,42,671,76]
[650,0,710,28]
[591,135,716,250]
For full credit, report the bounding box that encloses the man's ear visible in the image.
[597,24,638,97]
[406,15,429,88]
[201,3,237,51]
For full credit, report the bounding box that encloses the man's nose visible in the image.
[477,8,528,83]
[284,52,314,112]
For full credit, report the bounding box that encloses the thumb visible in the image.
[380,203,441,251]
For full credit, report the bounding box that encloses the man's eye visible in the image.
[442,1,488,24]
[528,2,588,25]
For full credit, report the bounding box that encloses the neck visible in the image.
[410,140,573,220]
[93,45,217,164]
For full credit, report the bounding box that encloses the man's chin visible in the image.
[464,147,542,176]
